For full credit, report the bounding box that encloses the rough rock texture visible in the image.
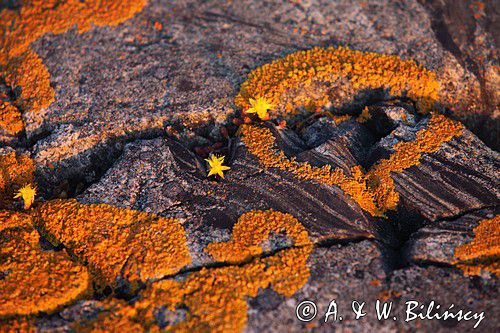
[79,135,398,267]
[0,0,499,332]
[0,0,492,199]
[404,208,498,265]
[246,241,499,333]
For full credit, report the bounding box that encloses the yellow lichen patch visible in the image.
[454,215,500,276]
[0,150,35,209]
[240,114,462,216]
[206,209,312,263]
[34,199,191,287]
[0,100,24,137]
[0,0,147,135]
[367,114,463,211]
[83,210,313,332]
[235,46,439,117]
[0,211,90,317]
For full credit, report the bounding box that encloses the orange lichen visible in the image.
[0,0,148,137]
[0,100,24,137]
[330,114,352,124]
[235,46,439,117]
[0,149,35,209]
[0,209,32,233]
[0,317,35,333]
[0,210,90,317]
[366,114,463,210]
[34,199,191,287]
[241,124,381,215]
[206,209,312,263]
[240,114,462,215]
[83,210,313,332]
[356,106,371,123]
[235,47,462,216]
[454,215,500,276]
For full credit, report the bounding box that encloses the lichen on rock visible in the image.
[235,46,440,118]
[454,215,500,276]
[78,210,313,332]
[0,0,148,139]
[241,112,463,216]
[0,210,90,317]
[34,199,191,287]
[0,148,35,209]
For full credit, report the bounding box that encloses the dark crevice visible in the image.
[35,129,172,201]
[434,205,498,223]
[0,0,21,11]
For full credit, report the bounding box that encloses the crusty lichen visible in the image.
[366,113,463,211]
[0,210,90,317]
[0,100,24,137]
[240,114,462,216]
[240,124,382,215]
[80,210,313,332]
[0,0,148,137]
[0,317,35,333]
[454,215,500,276]
[206,209,312,263]
[34,199,191,287]
[0,149,35,209]
[235,46,439,118]
[236,47,462,216]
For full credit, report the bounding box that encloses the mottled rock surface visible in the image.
[4,0,494,198]
[0,0,499,332]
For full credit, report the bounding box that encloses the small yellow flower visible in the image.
[205,154,230,179]
[14,184,37,210]
[245,97,273,120]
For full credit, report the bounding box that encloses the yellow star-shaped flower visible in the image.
[14,184,37,210]
[205,154,230,179]
[245,97,273,120]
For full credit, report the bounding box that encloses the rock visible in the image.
[79,136,397,268]
[391,128,499,222]
[0,0,498,331]
[404,208,498,265]
[388,265,498,332]
[246,240,395,332]
[362,101,419,138]
[1,0,491,163]
[298,118,375,171]
[36,301,103,333]
[32,122,165,199]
